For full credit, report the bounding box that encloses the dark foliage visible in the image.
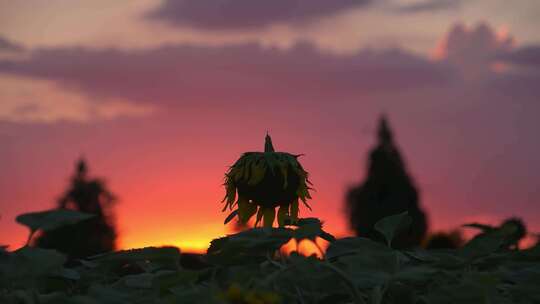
[33,159,117,260]
[501,217,527,249]
[346,116,428,248]
[4,212,540,304]
[464,217,528,250]
[425,230,464,249]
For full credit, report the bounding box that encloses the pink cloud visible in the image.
[0,74,154,124]
[432,22,515,77]
[0,42,453,107]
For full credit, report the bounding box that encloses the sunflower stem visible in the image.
[265,133,275,152]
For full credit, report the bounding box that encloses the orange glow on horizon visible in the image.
[118,224,216,254]
[281,237,330,259]
[121,239,210,254]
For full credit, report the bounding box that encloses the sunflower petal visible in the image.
[248,161,266,185]
[255,207,264,227]
[277,205,289,227]
[224,210,238,224]
[238,198,257,223]
[263,208,276,228]
[278,161,288,189]
[290,199,299,222]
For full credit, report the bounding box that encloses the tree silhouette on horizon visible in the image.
[34,158,117,259]
[346,116,428,248]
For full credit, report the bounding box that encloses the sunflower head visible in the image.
[222,134,313,227]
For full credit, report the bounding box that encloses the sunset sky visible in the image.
[1,0,540,252]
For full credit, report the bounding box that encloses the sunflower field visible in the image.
[1,208,540,304]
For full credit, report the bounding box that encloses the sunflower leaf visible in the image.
[224,210,238,225]
[238,198,257,223]
[255,208,264,227]
[277,205,289,227]
[290,199,299,222]
[263,208,276,228]
[374,211,412,247]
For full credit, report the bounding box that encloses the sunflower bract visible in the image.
[222,134,313,227]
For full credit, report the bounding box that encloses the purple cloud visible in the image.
[499,46,540,68]
[145,0,370,29]
[0,42,453,106]
[0,36,23,52]
[395,0,462,13]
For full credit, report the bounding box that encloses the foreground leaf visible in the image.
[16,209,95,242]
[374,212,412,247]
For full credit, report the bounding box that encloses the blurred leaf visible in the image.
[392,265,438,284]
[327,237,399,289]
[422,272,505,304]
[10,246,66,277]
[207,228,292,265]
[169,285,220,304]
[224,209,238,225]
[292,218,335,242]
[152,269,199,292]
[326,237,390,260]
[336,253,397,289]
[53,268,81,280]
[382,282,416,304]
[403,249,465,269]
[86,284,131,304]
[0,246,67,289]
[460,223,517,259]
[16,209,94,235]
[264,254,358,303]
[462,223,494,232]
[374,211,412,247]
[3,215,540,303]
[122,273,154,289]
[370,284,383,304]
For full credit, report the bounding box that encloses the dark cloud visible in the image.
[0,42,454,105]
[0,36,24,52]
[394,0,461,13]
[499,46,540,68]
[145,0,370,29]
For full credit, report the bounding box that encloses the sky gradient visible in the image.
[1,0,540,252]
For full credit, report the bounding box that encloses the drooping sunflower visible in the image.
[222,134,313,227]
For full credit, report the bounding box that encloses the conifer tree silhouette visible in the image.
[34,158,117,259]
[346,116,428,248]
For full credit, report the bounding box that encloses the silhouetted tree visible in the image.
[346,116,428,248]
[425,230,464,249]
[34,158,117,259]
